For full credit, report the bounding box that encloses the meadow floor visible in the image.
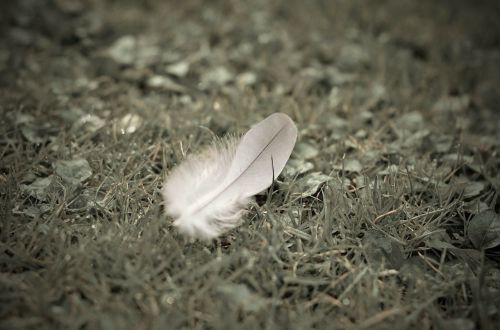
[1,1,500,329]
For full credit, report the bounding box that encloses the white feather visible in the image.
[162,112,298,240]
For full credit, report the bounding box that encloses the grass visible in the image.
[1,0,499,329]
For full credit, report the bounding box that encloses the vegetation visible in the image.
[1,0,499,329]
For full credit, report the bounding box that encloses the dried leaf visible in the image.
[394,112,425,133]
[54,159,92,185]
[200,66,233,89]
[107,35,160,67]
[333,159,363,173]
[216,284,268,313]
[283,158,314,177]
[236,71,257,87]
[292,172,331,197]
[293,142,319,160]
[107,35,136,65]
[146,75,186,93]
[20,176,54,201]
[116,114,142,134]
[166,61,190,77]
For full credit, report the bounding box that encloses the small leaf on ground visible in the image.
[200,66,233,89]
[146,75,187,92]
[216,283,268,313]
[72,113,106,133]
[433,95,470,113]
[463,181,487,198]
[333,159,363,173]
[363,229,405,269]
[293,142,319,160]
[291,172,331,197]
[283,158,314,177]
[54,159,92,185]
[106,35,160,67]
[468,210,500,249]
[463,200,490,214]
[116,114,143,134]
[12,204,52,218]
[166,61,190,77]
[107,35,137,65]
[20,176,54,201]
[394,111,425,133]
[440,318,475,330]
[236,71,258,87]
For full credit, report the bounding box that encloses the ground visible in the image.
[1,0,500,329]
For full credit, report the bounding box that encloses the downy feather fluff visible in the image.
[162,112,297,240]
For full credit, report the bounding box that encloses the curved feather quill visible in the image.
[162,113,297,239]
